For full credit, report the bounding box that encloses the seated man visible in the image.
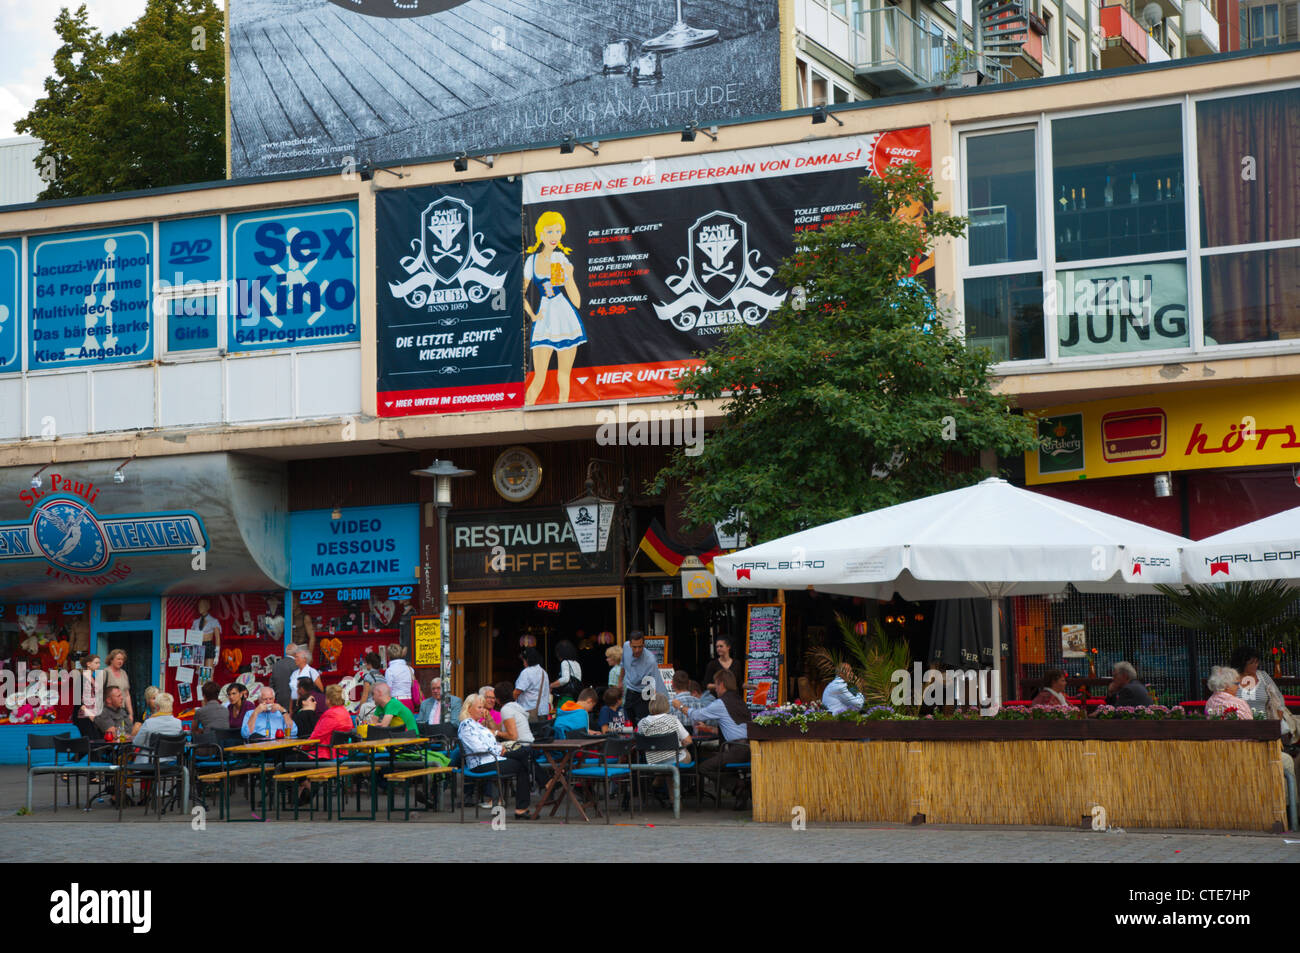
[669,670,705,728]
[93,686,132,740]
[131,692,184,763]
[1107,660,1154,706]
[821,663,865,714]
[554,688,601,738]
[417,676,461,726]
[194,681,227,736]
[689,670,751,803]
[365,682,418,735]
[242,686,297,741]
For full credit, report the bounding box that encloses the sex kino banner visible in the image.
[520,127,931,405]
[377,179,523,416]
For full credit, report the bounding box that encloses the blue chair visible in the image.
[24,733,72,813]
[631,732,694,819]
[570,736,634,824]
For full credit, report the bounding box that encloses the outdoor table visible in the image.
[529,737,607,822]
[222,738,320,822]
[333,737,429,820]
[87,739,133,821]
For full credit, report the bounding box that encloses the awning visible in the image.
[0,453,288,600]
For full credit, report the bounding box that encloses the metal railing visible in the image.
[852,5,1015,89]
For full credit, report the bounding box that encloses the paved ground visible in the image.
[6,767,1300,861]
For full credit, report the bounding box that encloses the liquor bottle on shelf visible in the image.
[1080,187,1087,209]
[1071,188,1078,211]
[1129,172,1139,204]
[1166,177,1173,200]
[1104,176,1114,207]
[1058,185,1068,211]
[1156,178,1164,201]
[1173,173,1182,199]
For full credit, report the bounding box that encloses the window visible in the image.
[1051,104,1185,264]
[812,72,830,107]
[1066,34,1078,72]
[1042,10,1053,59]
[964,274,1047,361]
[833,84,852,104]
[966,129,1038,265]
[166,292,220,353]
[797,59,809,107]
[830,0,848,19]
[1198,87,1300,344]
[1248,2,1281,44]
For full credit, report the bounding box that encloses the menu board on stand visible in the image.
[745,604,785,709]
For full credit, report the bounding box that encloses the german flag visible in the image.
[638,520,726,576]
[639,520,687,575]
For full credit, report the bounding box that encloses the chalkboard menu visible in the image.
[745,603,785,709]
[644,636,667,664]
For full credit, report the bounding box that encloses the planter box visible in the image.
[749,719,1279,742]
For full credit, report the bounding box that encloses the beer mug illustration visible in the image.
[550,261,566,287]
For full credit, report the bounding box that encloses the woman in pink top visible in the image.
[1204,666,1254,720]
[308,684,357,759]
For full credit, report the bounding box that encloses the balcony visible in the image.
[1099,3,1149,66]
[982,3,1045,78]
[1182,0,1221,54]
[852,6,1014,91]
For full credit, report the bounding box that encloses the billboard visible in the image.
[520,128,930,404]
[376,179,523,415]
[29,225,153,371]
[0,238,17,373]
[226,201,360,352]
[228,0,780,177]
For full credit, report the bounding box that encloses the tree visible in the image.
[651,163,1038,543]
[16,1,225,200]
[1155,581,1300,659]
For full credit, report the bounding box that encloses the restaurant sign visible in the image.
[1027,380,1300,485]
[449,509,618,589]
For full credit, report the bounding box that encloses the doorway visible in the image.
[92,598,159,720]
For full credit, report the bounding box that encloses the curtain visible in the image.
[1198,87,1300,342]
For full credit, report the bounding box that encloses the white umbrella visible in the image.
[1182,505,1300,585]
[713,477,1188,600]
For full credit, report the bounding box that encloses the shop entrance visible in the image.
[451,586,624,698]
[92,599,160,720]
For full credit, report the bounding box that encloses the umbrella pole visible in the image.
[989,599,1003,714]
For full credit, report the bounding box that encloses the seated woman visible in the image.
[637,694,692,764]
[1031,669,1073,708]
[457,694,533,819]
[1204,666,1254,719]
[308,683,356,759]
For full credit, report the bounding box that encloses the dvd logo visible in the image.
[168,239,212,265]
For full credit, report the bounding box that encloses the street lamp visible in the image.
[565,477,616,561]
[411,459,475,689]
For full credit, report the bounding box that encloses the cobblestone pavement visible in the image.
[6,767,1298,861]
[3,816,1299,862]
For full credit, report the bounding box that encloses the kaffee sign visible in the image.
[1026,380,1300,485]
[449,509,619,589]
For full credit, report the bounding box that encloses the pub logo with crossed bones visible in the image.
[389,196,507,310]
[654,210,787,332]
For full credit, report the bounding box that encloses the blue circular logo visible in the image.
[32,499,109,574]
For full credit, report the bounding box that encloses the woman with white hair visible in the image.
[457,694,533,819]
[1205,667,1254,720]
[131,692,184,763]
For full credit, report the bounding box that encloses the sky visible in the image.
[0,0,149,138]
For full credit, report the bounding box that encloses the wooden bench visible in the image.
[273,765,372,819]
[384,765,456,819]
[197,766,263,783]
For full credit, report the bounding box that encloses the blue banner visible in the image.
[29,225,153,369]
[289,504,418,588]
[0,238,18,373]
[160,216,222,286]
[227,201,359,351]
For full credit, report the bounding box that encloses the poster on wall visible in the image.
[520,129,931,404]
[228,0,780,177]
[0,238,19,373]
[376,181,524,415]
[293,586,416,683]
[29,225,153,370]
[164,593,286,703]
[226,201,359,352]
[1056,261,1189,357]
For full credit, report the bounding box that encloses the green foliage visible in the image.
[17,0,226,200]
[650,162,1038,543]
[1155,581,1300,657]
[804,613,912,708]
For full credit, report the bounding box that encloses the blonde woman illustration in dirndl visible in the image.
[524,211,586,405]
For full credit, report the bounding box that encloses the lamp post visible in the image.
[411,459,475,690]
[564,477,616,564]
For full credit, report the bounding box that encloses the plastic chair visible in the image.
[631,732,694,819]
[25,733,72,813]
[570,736,635,824]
